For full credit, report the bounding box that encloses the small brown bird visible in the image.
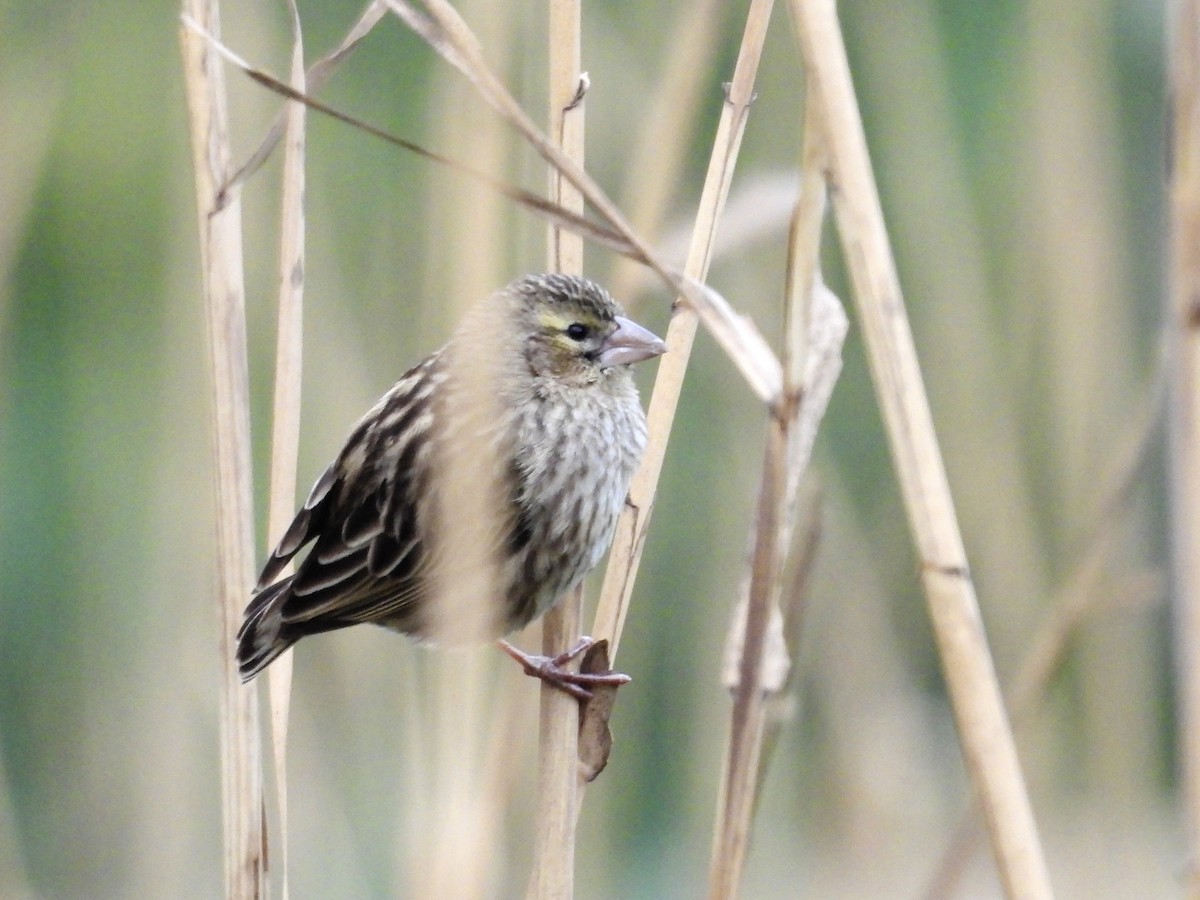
[237,274,665,697]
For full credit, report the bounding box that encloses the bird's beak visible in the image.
[598,316,668,368]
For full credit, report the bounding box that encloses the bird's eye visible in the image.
[566,322,590,341]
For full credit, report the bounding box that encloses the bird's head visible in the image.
[513,274,666,385]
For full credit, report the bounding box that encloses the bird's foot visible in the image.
[498,636,631,701]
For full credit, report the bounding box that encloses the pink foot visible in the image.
[498,636,631,701]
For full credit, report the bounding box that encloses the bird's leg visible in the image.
[497,636,631,702]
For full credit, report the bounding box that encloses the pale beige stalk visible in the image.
[708,90,843,898]
[1169,2,1200,896]
[789,0,1051,896]
[179,4,265,897]
[410,2,515,896]
[263,4,307,897]
[527,1,585,896]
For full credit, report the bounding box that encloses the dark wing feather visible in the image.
[237,353,443,679]
[253,461,338,592]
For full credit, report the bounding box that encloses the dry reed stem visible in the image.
[711,221,845,900]
[414,4,517,893]
[593,0,777,659]
[757,481,821,780]
[789,0,1051,896]
[526,1,585,895]
[709,419,788,900]
[708,89,844,896]
[1170,1,1200,895]
[261,4,307,898]
[179,4,265,897]
[423,40,511,900]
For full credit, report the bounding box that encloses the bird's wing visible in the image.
[253,355,444,628]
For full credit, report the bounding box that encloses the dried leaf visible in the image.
[576,640,620,783]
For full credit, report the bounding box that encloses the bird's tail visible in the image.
[236,578,296,682]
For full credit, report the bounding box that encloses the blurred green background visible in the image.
[0,0,1171,896]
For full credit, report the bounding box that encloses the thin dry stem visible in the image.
[1169,1,1200,895]
[709,104,845,891]
[527,1,585,895]
[593,0,778,660]
[789,0,1051,896]
[710,90,835,897]
[262,4,307,898]
[709,419,788,900]
[703,287,845,893]
[179,4,265,897]
[758,481,821,777]
[411,4,516,894]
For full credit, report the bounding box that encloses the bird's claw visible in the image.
[498,637,631,702]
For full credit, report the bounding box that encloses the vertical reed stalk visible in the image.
[789,0,1052,896]
[527,1,585,895]
[708,419,787,899]
[707,86,839,898]
[1169,1,1200,896]
[411,3,515,896]
[179,2,265,896]
[262,3,307,897]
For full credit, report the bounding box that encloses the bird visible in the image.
[236,273,666,699]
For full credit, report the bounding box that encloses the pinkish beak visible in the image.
[598,316,667,368]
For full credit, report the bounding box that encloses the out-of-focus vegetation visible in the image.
[0,0,1170,896]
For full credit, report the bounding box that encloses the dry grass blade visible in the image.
[223,0,387,196]
[683,280,782,406]
[178,3,264,897]
[386,0,644,259]
[262,3,306,897]
[1168,2,1200,895]
[789,0,1052,896]
[191,26,641,260]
